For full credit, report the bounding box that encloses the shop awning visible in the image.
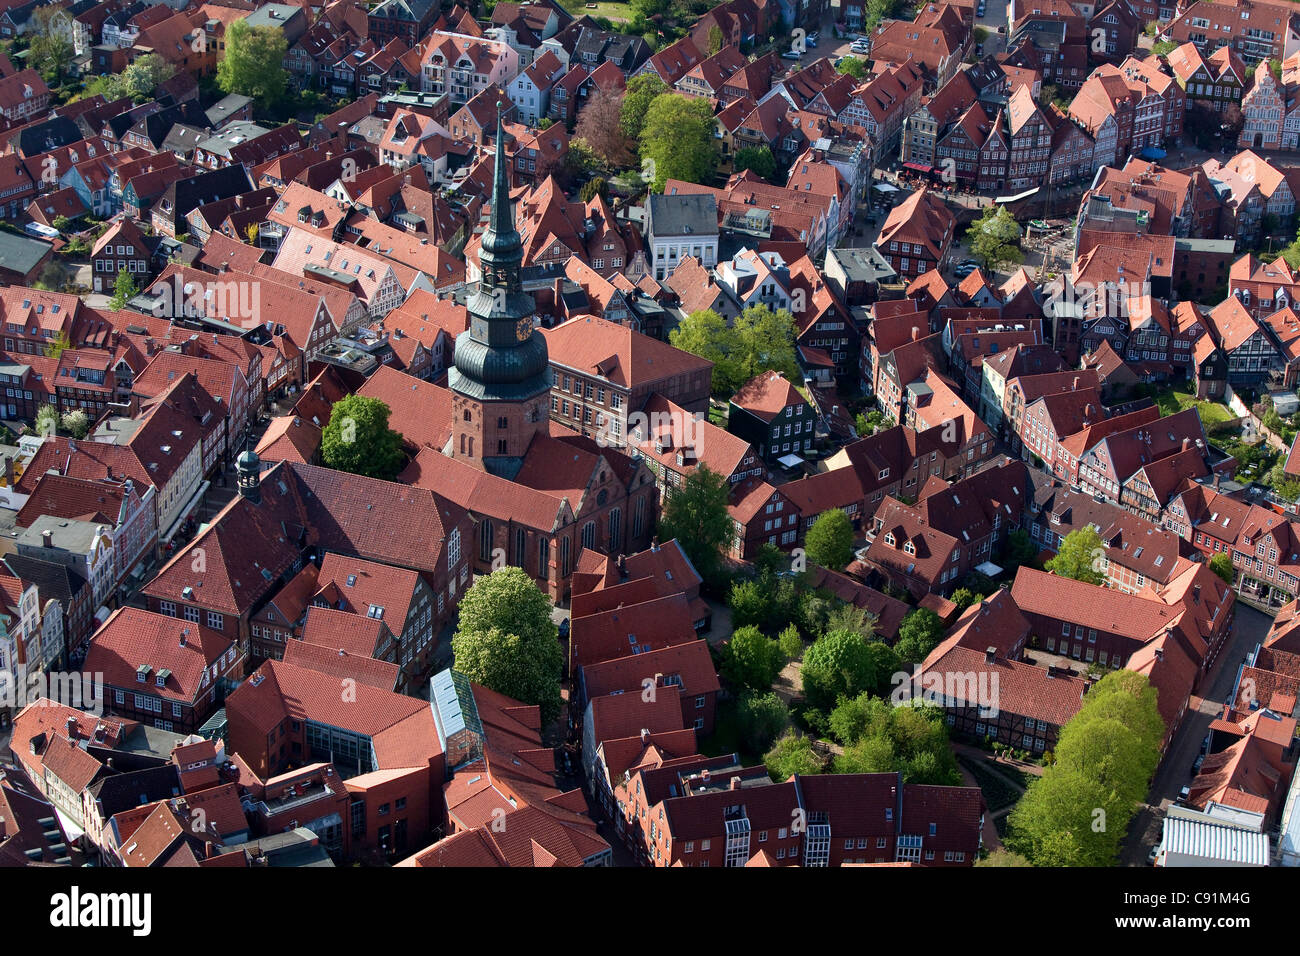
[903,162,934,173]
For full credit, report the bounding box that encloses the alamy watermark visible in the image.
[0,669,104,716]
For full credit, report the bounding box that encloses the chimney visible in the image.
[1154,646,1164,662]
[1193,583,1201,603]
[700,769,711,785]
[1073,376,1079,389]
[3,456,12,485]
[41,530,52,548]
[1182,437,1191,452]
[179,629,188,648]
[730,776,742,790]
[985,646,996,665]
[651,537,659,552]
[65,716,76,736]
[911,326,920,341]
[640,727,650,745]
[616,553,627,578]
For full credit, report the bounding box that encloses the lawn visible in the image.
[575,0,632,21]
[1152,386,1234,430]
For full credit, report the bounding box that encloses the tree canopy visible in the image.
[658,464,732,584]
[620,74,668,140]
[894,608,946,664]
[764,732,826,780]
[670,305,800,395]
[452,567,563,722]
[218,21,288,102]
[734,145,777,182]
[639,93,717,192]
[1044,525,1107,586]
[966,205,1024,273]
[801,630,900,710]
[720,625,785,692]
[1006,671,1163,866]
[804,509,855,571]
[320,394,406,480]
[829,694,961,785]
[1209,552,1234,585]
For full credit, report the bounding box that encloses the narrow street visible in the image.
[1119,604,1274,865]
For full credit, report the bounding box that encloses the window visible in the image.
[206,612,223,630]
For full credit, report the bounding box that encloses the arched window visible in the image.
[633,496,645,539]
[479,518,494,562]
[463,408,472,421]
[608,507,621,550]
[560,536,571,577]
[539,537,551,576]
[581,521,596,551]
[515,528,526,568]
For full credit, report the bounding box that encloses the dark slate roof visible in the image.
[86,764,182,819]
[648,193,719,239]
[4,552,89,602]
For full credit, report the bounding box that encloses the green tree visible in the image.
[728,576,771,630]
[1006,671,1163,866]
[35,404,59,437]
[122,54,176,100]
[752,542,785,577]
[620,73,668,139]
[998,527,1039,574]
[825,604,876,639]
[320,394,406,480]
[451,567,563,722]
[976,848,1032,867]
[1044,525,1106,585]
[1151,38,1178,57]
[109,269,138,310]
[765,732,825,780]
[1209,552,1234,585]
[734,691,788,752]
[61,409,89,439]
[836,55,868,78]
[217,21,288,102]
[659,463,732,583]
[966,205,1024,273]
[730,304,801,386]
[579,177,609,203]
[949,587,983,609]
[43,329,72,360]
[802,630,898,710]
[29,6,74,83]
[670,308,736,393]
[640,93,717,192]
[721,625,785,691]
[778,624,803,660]
[733,145,777,182]
[804,508,854,571]
[894,608,945,664]
[829,695,960,784]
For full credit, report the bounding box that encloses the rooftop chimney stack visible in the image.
[985,646,996,665]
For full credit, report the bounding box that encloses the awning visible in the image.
[873,182,900,192]
[975,561,1003,577]
[160,480,211,544]
[777,454,804,469]
[1139,146,1167,160]
[903,162,934,173]
[995,188,1040,204]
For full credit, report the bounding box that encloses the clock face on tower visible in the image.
[516,316,532,342]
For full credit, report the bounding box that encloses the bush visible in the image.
[734,691,788,753]
[777,624,803,660]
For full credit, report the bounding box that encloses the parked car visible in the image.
[1191,753,1205,776]
[1147,845,1161,866]
[781,49,802,60]
[806,33,818,47]
[1199,734,1210,755]
[1177,785,1191,803]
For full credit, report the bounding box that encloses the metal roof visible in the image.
[1162,815,1270,866]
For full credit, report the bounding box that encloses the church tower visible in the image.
[448,102,551,480]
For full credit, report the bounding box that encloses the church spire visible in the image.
[478,100,522,290]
